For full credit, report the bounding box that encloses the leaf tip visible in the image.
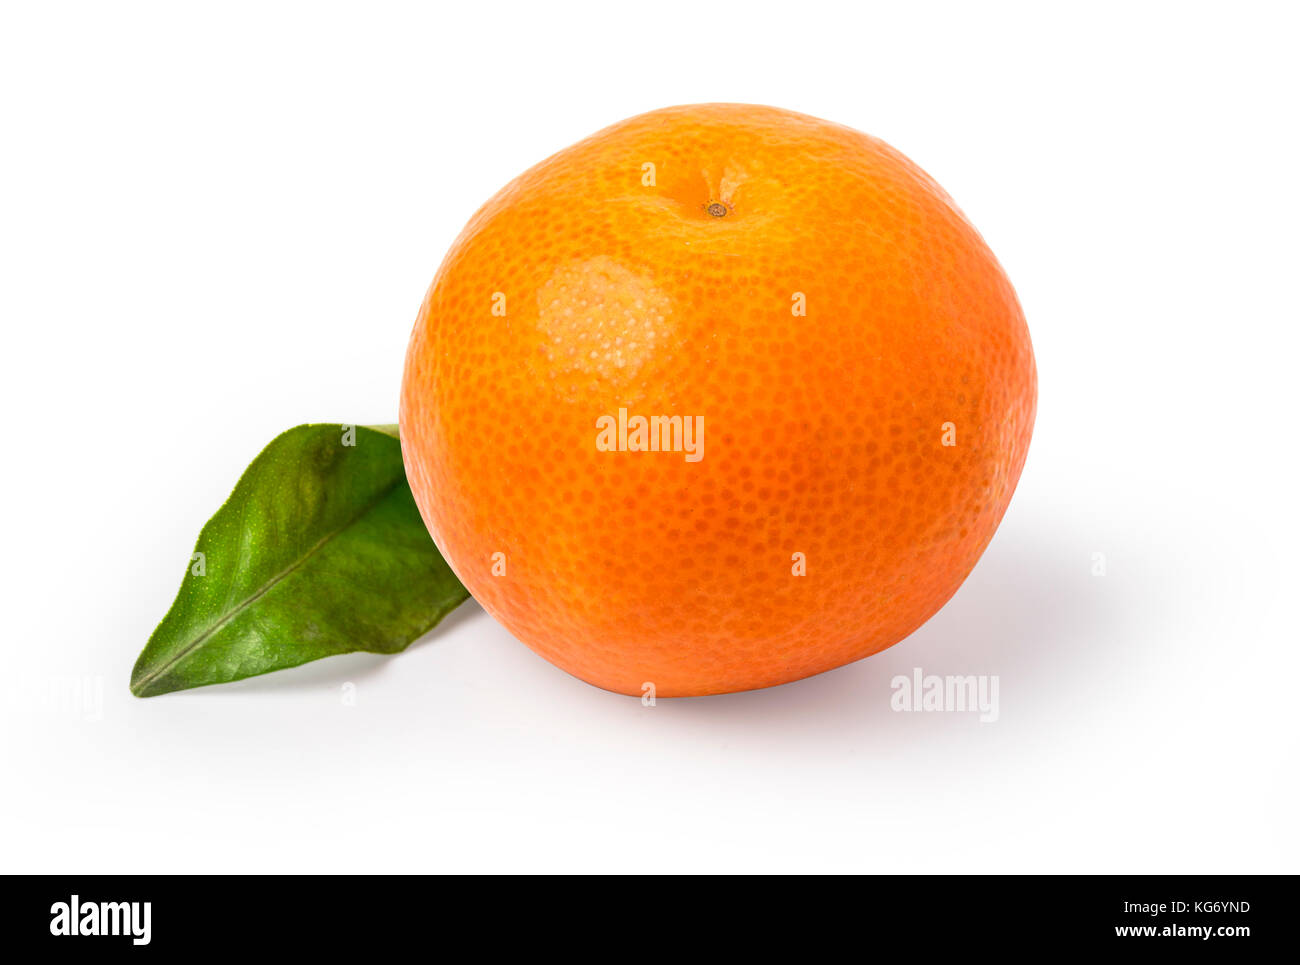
[129,656,166,698]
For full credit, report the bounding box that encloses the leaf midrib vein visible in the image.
[134,474,404,692]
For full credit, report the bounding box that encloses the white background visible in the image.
[2,1,1297,873]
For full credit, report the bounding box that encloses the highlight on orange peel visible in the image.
[400,103,1037,697]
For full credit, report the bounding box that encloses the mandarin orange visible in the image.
[400,103,1036,697]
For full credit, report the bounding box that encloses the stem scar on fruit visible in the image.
[705,201,729,218]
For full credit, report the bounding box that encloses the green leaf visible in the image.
[131,423,468,697]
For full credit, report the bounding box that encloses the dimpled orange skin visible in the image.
[400,104,1036,697]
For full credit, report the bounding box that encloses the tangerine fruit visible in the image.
[400,104,1036,697]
